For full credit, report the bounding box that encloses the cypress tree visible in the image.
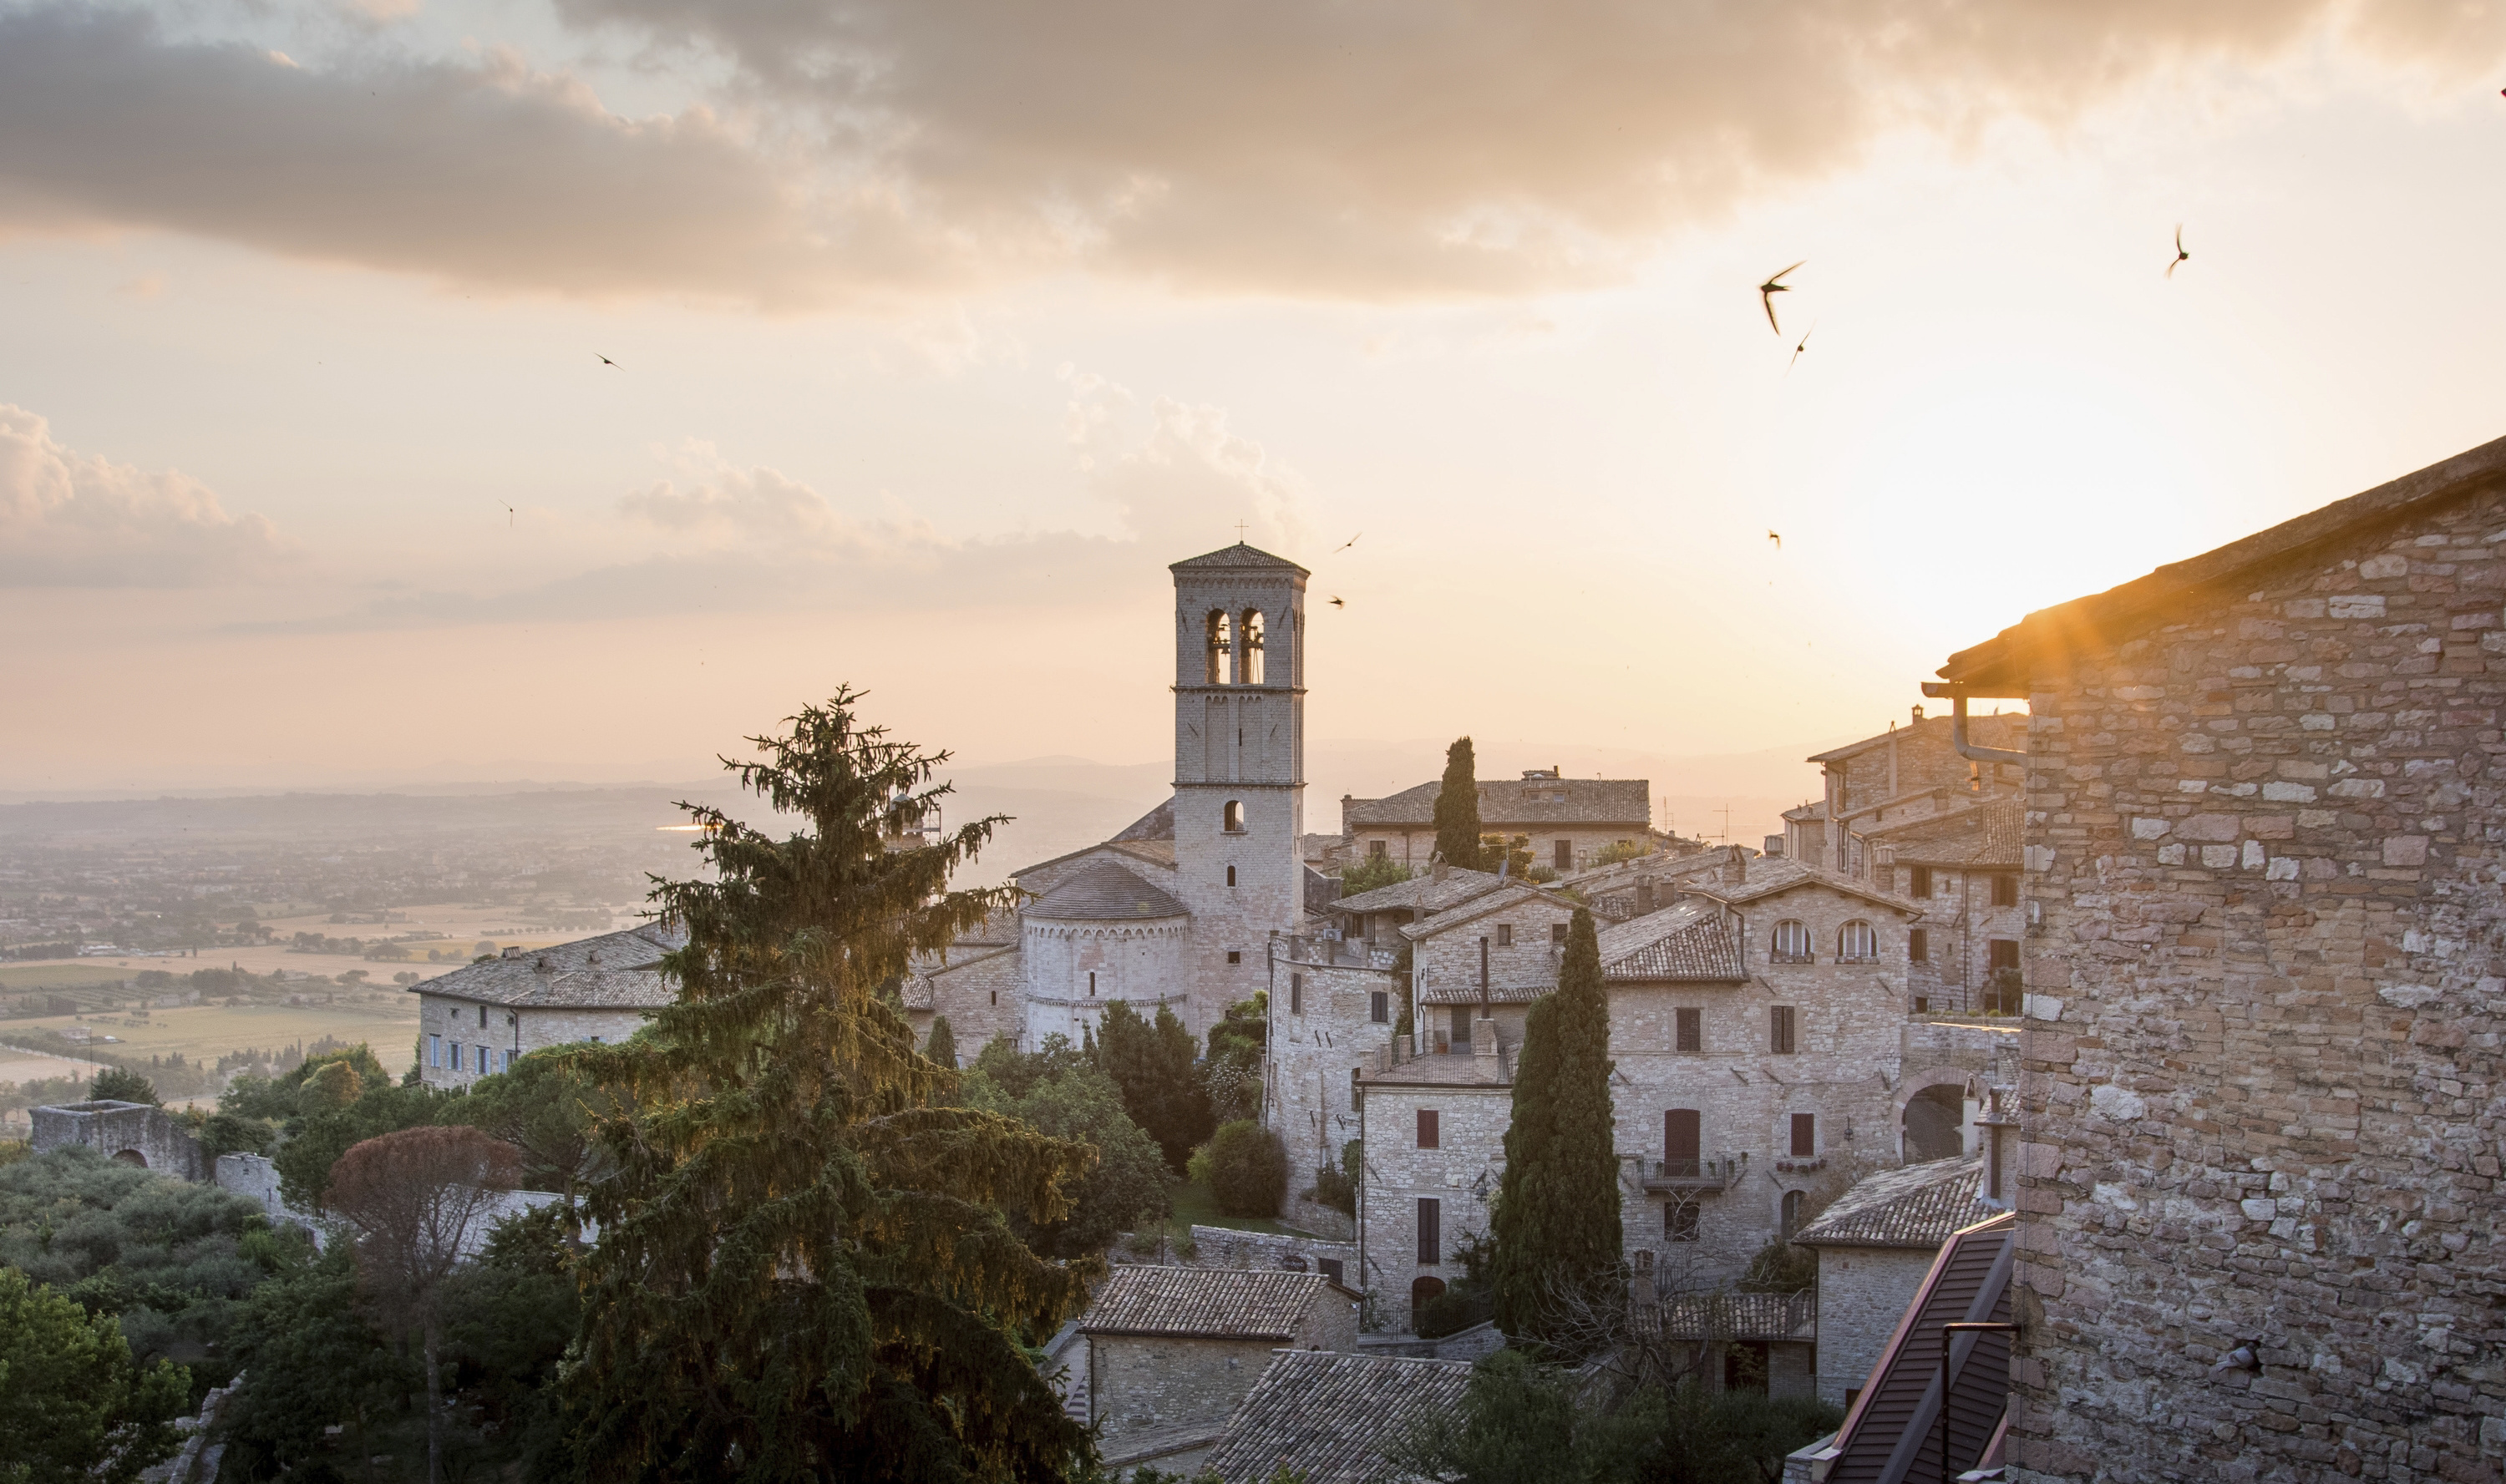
[926,1015,957,1070]
[1432,737,1484,870]
[557,691,1098,1481]
[1490,907,1623,1362]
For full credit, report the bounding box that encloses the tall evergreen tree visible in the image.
[1491,907,1623,1362]
[926,1015,958,1070]
[1432,737,1484,870]
[557,692,1098,1481]
[1094,1000,1214,1173]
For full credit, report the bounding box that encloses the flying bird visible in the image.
[1786,325,1815,373]
[1768,530,1782,550]
[1758,261,1804,334]
[2166,226,2189,279]
[1335,532,1362,553]
[1328,596,1346,608]
[598,354,619,367]
[503,503,516,526]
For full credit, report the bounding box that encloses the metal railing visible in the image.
[1641,1157,1738,1191]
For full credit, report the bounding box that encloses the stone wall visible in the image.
[1087,1295,1355,1451]
[32,1100,205,1181]
[905,944,1023,1059]
[1410,889,1579,1010]
[1812,1245,1938,1407]
[1357,1069,1512,1331]
[2008,484,2506,1483]
[416,996,651,1090]
[1267,952,1400,1178]
[1178,1226,1359,1287]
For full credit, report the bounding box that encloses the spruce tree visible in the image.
[557,691,1098,1481]
[926,1015,958,1070]
[1490,907,1623,1362]
[1095,1000,1214,1173]
[1432,737,1485,870]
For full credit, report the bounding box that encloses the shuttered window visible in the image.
[1770,1005,1798,1055]
[1418,1110,1440,1149]
[1909,928,1930,964]
[1664,1108,1701,1174]
[1991,873,2019,908]
[1791,1113,1816,1157]
[1676,1008,1702,1054]
[1417,1198,1442,1265]
[1910,865,1934,898]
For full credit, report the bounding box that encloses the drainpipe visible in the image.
[1920,685,2027,767]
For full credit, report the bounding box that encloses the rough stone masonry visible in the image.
[1936,434,2506,1483]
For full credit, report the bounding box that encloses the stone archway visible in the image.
[112,1148,148,1168]
[1902,1085,1966,1162]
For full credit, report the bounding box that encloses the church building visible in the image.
[906,543,1314,1053]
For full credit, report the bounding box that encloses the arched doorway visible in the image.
[112,1148,147,1168]
[1410,1275,1446,1313]
[1903,1085,1966,1162]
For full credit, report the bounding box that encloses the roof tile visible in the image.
[1202,1350,1471,1484]
[1080,1267,1339,1340]
[1793,1155,1993,1248]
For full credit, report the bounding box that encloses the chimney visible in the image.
[1912,704,1926,723]
[1979,1086,2020,1211]
[1433,858,1451,883]
[500,945,523,960]
[1723,845,1746,885]
[1636,876,1657,915]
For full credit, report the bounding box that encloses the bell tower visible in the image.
[1169,542,1308,1026]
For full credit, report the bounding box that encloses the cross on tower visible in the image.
[1234,519,1250,543]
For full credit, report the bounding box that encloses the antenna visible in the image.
[1714,804,1732,843]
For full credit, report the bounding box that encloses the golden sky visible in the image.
[4,0,2503,805]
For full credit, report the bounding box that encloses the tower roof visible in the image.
[1025,861,1190,921]
[1169,542,1310,576]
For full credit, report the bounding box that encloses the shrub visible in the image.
[1306,1139,1360,1217]
[89,1066,160,1106]
[1737,1237,1816,1295]
[1338,855,1413,897]
[1188,1121,1288,1218]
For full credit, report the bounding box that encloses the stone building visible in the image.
[1862,798,2025,1016]
[907,544,1313,1051]
[1352,1025,1514,1330]
[31,1099,206,1179]
[1930,433,2506,1483]
[1778,711,2027,872]
[1071,1266,1360,1468]
[1793,1152,1996,1409]
[1341,768,1651,875]
[406,922,682,1089]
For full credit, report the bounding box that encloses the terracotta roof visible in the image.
[1343,777,1651,829]
[1595,902,1743,983]
[1814,1213,2016,1484]
[1867,800,2023,871]
[1638,1290,1816,1342]
[1012,836,1178,880]
[1808,714,2026,766]
[1171,542,1310,574]
[407,922,682,1010]
[1939,433,2506,695]
[1793,1155,1992,1250]
[1026,862,1188,921]
[1328,867,1504,918]
[1395,880,1578,943]
[1687,858,1925,918]
[1202,1350,1471,1484]
[1110,798,1176,842]
[1079,1267,1342,1340]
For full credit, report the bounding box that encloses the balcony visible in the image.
[1641,1157,1739,1193]
[1773,1156,1827,1175]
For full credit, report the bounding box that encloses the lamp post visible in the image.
[1939,1320,2021,1484]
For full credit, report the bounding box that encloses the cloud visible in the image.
[14,0,2494,301]
[250,393,1310,631]
[0,404,293,586]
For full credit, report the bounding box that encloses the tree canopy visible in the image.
[1433,737,1484,870]
[86,1067,160,1106]
[555,691,1098,1481]
[0,1265,190,1484]
[1094,1000,1214,1173]
[957,1048,1169,1258]
[1491,907,1623,1362]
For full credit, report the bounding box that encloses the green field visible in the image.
[0,963,163,991]
[3,1000,420,1077]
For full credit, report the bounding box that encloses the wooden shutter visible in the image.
[1676,1008,1702,1053]
[1791,1112,1816,1157]
[1771,1005,1797,1055]
[1417,1198,1441,1265]
[1418,1109,1440,1149]
[1664,1108,1701,1173]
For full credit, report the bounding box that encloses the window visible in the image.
[1411,1275,1446,1309]
[1909,928,1930,964]
[1989,940,2020,972]
[1991,873,2019,908]
[1240,610,1265,684]
[1664,1108,1701,1175]
[1838,920,1877,962]
[452,1043,464,1073]
[1496,923,1514,947]
[1771,919,1812,963]
[1770,1005,1798,1055]
[1290,973,1303,1014]
[1417,1198,1442,1265]
[1676,1008,1702,1054]
[1790,1112,1816,1157]
[1369,840,1388,859]
[1782,1190,1804,1238]
[1418,1109,1440,1148]
[1318,1258,1345,1285]
[1226,864,1236,886]
[1205,610,1232,685]
[1665,1200,1700,1242]
[502,1048,515,1073]
[429,1034,441,1068]
[1088,971,1097,997]
[1223,800,1245,833]
[477,1005,487,1028]
[1449,1005,1471,1044]
[1554,840,1573,872]
[990,990,997,1006]
[1909,865,1934,898]
[1227,950,1243,965]
[1371,990,1390,1024]
[1551,923,1569,945]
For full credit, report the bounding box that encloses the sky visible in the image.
[4,0,2505,816]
